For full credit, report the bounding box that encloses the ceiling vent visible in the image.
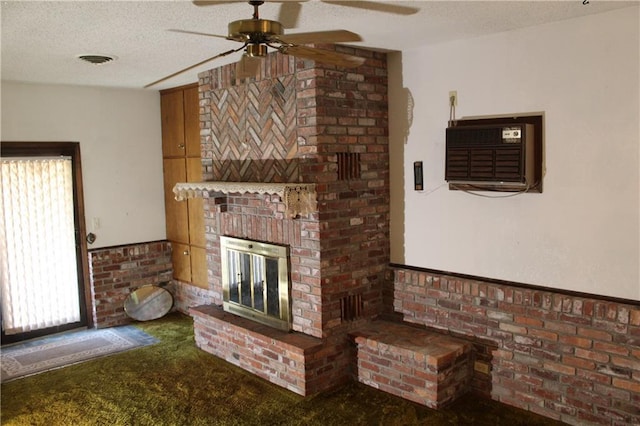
[77,54,117,65]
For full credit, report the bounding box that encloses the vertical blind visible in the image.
[0,157,81,335]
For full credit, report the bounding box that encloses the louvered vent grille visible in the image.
[340,293,363,321]
[446,127,502,146]
[337,152,360,181]
[447,148,523,181]
[445,125,528,183]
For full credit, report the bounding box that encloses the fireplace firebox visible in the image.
[220,236,291,331]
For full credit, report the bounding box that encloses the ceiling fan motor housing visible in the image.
[228,19,284,44]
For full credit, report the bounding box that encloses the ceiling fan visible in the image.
[146,0,395,88]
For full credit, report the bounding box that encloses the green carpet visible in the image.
[1,313,563,425]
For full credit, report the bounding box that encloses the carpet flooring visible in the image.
[1,325,158,382]
[1,313,564,425]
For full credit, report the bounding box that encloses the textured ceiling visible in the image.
[1,0,636,91]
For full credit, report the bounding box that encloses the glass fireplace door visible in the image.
[221,236,290,331]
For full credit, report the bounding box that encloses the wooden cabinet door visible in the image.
[161,90,186,157]
[190,246,208,289]
[186,157,205,247]
[185,156,202,182]
[187,198,205,247]
[171,242,191,283]
[183,86,201,158]
[163,158,189,244]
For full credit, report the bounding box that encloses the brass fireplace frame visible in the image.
[220,236,291,331]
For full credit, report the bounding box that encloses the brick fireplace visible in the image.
[184,44,390,395]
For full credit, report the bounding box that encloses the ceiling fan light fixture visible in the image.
[77,54,117,65]
[246,44,267,58]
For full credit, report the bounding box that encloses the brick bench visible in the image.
[350,320,473,409]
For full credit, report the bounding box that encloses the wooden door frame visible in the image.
[1,141,93,342]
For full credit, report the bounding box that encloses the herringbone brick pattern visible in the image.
[207,75,298,181]
[209,159,299,182]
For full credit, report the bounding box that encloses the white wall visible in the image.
[390,6,640,300]
[1,82,166,248]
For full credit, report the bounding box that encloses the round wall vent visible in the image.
[77,54,117,65]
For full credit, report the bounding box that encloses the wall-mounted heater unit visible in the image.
[445,123,535,190]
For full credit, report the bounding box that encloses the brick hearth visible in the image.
[192,304,325,395]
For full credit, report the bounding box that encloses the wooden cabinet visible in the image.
[161,84,207,289]
[163,158,189,244]
[161,86,200,157]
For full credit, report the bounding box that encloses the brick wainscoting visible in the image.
[89,241,173,328]
[390,266,640,426]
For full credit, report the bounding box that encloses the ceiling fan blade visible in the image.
[279,45,365,68]
[144,46,244,88]
[168,29,229,39]
[278,1,303,28]
[276,30,362,45]
[192,1,243,6]
[236,54,262,79]
[322,1,419,15]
